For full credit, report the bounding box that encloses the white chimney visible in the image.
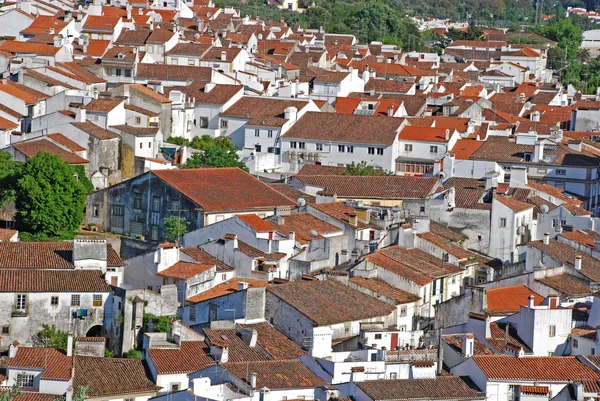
[289,231,295,241]
[220,346,229,363]
[204,83,216,93]
[220,51,227,61]
[284,106,298,122]
[76,106,86,122]
[53,34,62,48]
[575,255,582,270]
[8,341,19,358]
[445,129,450,141]
[67,333,74,357]
[534,141,544,163]
[238,281,249,291]
[543,232,549,245]
[250,372,257,389]
[387,106,394,117]
[462,334,474,358]
[528,294,535,308]
[530,111,540,122]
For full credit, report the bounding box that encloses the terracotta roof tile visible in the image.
[147,341,214,374]
[442,334,494,357]
[495,195,534,213]
[221,97,309,127]
[238,322,306,360]
[451,139,484,160]
[73,356,160,397]
[8,347,72,380]
[356,377,485,401]
[129,84,171,103]
[152,168,295,212]
[267,280,395,325]
[0,228,17,242]
[223,360,326,390]
[110,124,159,137]
[417,231,474,259]
[13,138,88,164]
[486,321,532,353]
[71,121,120,140]
[187,278,268,303]
[180,247,233,271]
[529,239,600,282]
[536,273,591,296]
[136,64,212,82]
[266,184,316,204]
[203,328,268,362]
[0,269,110,292]
[82,16,120,32]
[86,98,123,113]
[0,40,60,56]
[485,285,543,314]
[237,214,277,233]
[268,213,341,244]
[47,133,86,152]
[0,241,122,268]
[156,261,214,280]
[350,277,420,304]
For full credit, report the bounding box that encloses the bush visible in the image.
[125,349,143,359]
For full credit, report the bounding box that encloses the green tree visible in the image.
[0,381,22,401]
[0,152,21,208]
[126,349,143,359]
[163,216,190,244]
[32,324,69,349]
[341,161,394,176]
[183,146,248,170]
[15,152,87,237]
[72,165,94,194]
[53,386,88,401]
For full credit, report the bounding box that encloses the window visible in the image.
[368,147,375,155]
[170,383,180,392]
[268,130,273,138]
[17,374,34,388]
[377,148,384,155]
[151,225,159,241]
[374,334,382,339]
[1,326,9,334]
[397,161,434,174]
[220,120,228,129]
[255,144,262,152]
[500,218,507,228]
[139,142,143,149]
[199,117,209,128]
[255,129,260,137]
[134,116,141,124]
[573,338,579,348]
[523,153,532,162]
[552,218,559,228]
[556,169,566,175]
[316,143,323,151]
[430,146,438,153]
[93,294,103,307]
[172,58,178,65]
[400,305,407,317]
[149,142,152,149]
[290,141,297,149]
[15,294,26,311]
[390,373,397,379]
[405,144,413,152]
[71,294,80,307]
[115,68,122,77]
[347,146,354,153]
[299,142,306,149]
[338,145,345,153]
[222,274,227,281]
[105,67,112,76]
[170,201,179,215]
[51,296,59,307]
[188,59,195,66]
[344,325,350,334]
[549,325,556,337]
[152,196,161,212]
[133,193,142,210]
[189,307,196,322]
[124,69,132,78]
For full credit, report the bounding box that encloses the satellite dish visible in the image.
[308,230,318,238]
[297,198,306,207]
[540,204,549,214]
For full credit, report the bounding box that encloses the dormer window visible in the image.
[117,52,124,59]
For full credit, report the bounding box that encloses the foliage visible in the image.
[183,146,248,170]
[341,161,394,176]
[143,313,171,333]
[126,349,143,359]
[163,216,190,244]
[215,0,300,26]
[446,22,484,42]
[166,136,189,146]
[0,152,21,208]
[53,386,88,401]
[0,382,21,401]
[104,348,114,358]
[73,165,95,194]
[189,135,235,151]
[116,312,125,325]
[33,324,69,350]
[15,152,87,237]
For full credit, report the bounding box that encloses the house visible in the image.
[109,124,162,178]
[396,126,460,175]
[281,112,408,173]
[265,279,396,346]
[86,167,296,241]
[489,196,534,263]
[6,136,90,173]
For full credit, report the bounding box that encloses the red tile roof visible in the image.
[86,98,123,113]
[399,126,454,143]
[486,322,532,353]
[180,247,234,271]
[536,273,591,296]
[0,269,111,292]
[269,213,341,244]
[82,15,120,31]
[187,278,268,303]
[8,347,73,380]
[267,280,395,325]
[0,228,17,242]
[13,138,89,164]
[156,261,214,280]
[151,168,295,212]
[485,285,543,314]
[147,341,214,374]
[350,277,420,304]
[0,241,122,268]
[203,328,268,362]
[494,195,534,213]
[223,360,326,389]
[451,139,484,160]
[0,40,61,56]
[356,377,485,401]
[238,322,307,360]
[237,214,277,232]
[528,239,600,282]
[47,133,86,152]
[73,356,160,397]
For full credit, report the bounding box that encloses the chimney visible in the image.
[8,341,19,358]
[575,255,582,270]
[49,27,55,35]
[284,106,298,122]
[53,34,62,48]
[72,239,107,269]
[220,346,229,363]
[250,372,257,389]
[528,294,535,308]
[445,129,450,141]
[543,232,549,245]
[76,105,86,123]
[348,213,358,227]
[289,231,295,241]
[548,294,559,309]
[238,281,249,291]
[67,333,74,357]
[220,50,227,61]
[568,141,583,152]
[575,382,585,401]
[204,83,216,93]
[224,234,238,249]
[387,106,394,117]
[530,110,540,122]
[534,141,544,163]
[462,334,474,358]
